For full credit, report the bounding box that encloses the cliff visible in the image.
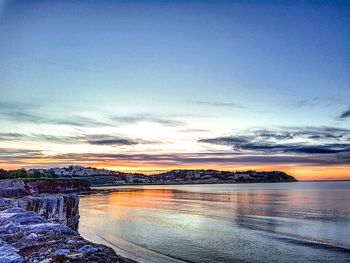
[23,179,90,194]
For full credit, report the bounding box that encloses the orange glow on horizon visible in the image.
[3,160,349,181]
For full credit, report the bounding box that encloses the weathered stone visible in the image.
[0,199,17,211]
[0,188,134,263]
[24,179,90,194]
[0,239,24,263]
[78,244,98,254]
[17,194,80,230]
[8,212,45,225]
[20,223,75,235]
[0,180,29,198]
[24,233,38,241]
[66,239,76,245]
[54,246,70,256]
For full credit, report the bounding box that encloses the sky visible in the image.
[0,0,349,180]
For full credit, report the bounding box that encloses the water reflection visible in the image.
[79,182,350,263]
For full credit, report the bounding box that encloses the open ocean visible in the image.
[79,182,350,263]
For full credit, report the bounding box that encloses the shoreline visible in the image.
[0,179,137,263]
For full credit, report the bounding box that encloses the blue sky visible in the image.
[0,0,349,179]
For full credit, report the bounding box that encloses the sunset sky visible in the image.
[0,0,349,180]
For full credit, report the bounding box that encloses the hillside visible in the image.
[18,166,298,186]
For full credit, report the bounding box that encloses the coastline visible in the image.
[0,171,297,262]
[0,179,136,263]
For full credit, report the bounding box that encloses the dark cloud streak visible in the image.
[198,127,350,162]
[1,151,349,167]
[338,108,350,120]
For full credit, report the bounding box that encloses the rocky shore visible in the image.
[0,179,135,263]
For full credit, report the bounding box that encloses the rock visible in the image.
[0,239,24,263]
[66,239,76,245]
[21,223,75,235]
[0,180,29,198]
[54,246,70,256]
[0,199,16,211]
[8,212,45,225]
[78,244,98,254]
[0,192,134,263]
[0,222,20,235]
[24,233,38,241]
[23,179,90,194]
[17,194,80,230]
[1,208,24,214]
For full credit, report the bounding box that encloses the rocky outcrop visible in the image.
[0,179,134,262]
[0,178,90,198]
[0,180,30,198]
[0,196,134,263]
[17,194,80,231]
[0,179,82,231]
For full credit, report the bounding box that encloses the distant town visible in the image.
[0,165,297,186]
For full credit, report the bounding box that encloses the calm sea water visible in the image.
[79,182,350,263]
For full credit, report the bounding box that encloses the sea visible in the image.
[79,182,350,263]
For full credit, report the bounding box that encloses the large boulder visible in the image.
[17,194,80,230]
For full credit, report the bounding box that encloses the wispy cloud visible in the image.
[177,128,210,133]
[0,101,187,128]
[0,101,110,127]
[191,100,245,109]
[0,132,160,146]
[292,97,319,108]
[111,113,186,127]
[0,148,43,159]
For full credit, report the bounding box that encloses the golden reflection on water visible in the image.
[80,185,339,222]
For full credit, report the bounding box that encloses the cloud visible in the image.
[177,128,211,133]
[338,108,350,120]
[0,101,189,128]
[0,148,43,159]
[86,136,138,146]
[198,126,350,156]
[111,114,185,127]
[292,97,319,108]
[1,150,349,169]
[0,101,111,127]
[191,100,245,109]
[0,133,83,144]
[0,132,160,146]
